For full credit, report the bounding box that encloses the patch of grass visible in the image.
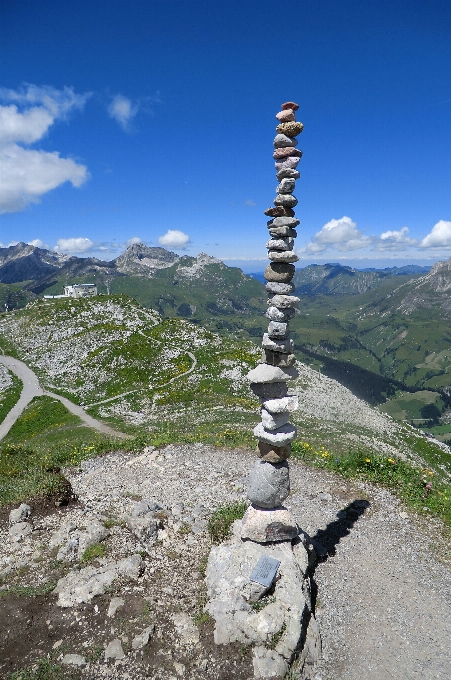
[266,622,286,650]
[6,658,70,680]
[0,371,22,425]
[198,554,209,578]
[194,610,212,626]
[291,441,451,528]
[81,542,107,562]
[0,582,57,598]
[208,501,247,544]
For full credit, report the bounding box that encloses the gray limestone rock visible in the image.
[126,515,160,545]
[265,306,295,322]
[250,381,289,400]
[105,638,125,661]
[276,168,300,181]
[107,597,125,617]
[268,226,297,238]
[273,133,298,148]
[62,654,86,667]
[253,422,297,447]
[265,281,295,295]
[57,537,79,562]
[253,647,288,679]
[131,499,163,516]
[266,237,294,251]
[261,334,294,354]
[9,503,31,526]
[246,363,298,383]
[276,178,295,194]
[247,460,290,508]
[267,217,300,228]
[264,262,295,283]
[172,612,200,645]
[9,522,32,542]
[267,294,300,308]
[267,321,289,339]
[132,625,155,650]
[240,506,299,543]
[274,194,297,208]
[260,408,291,431]
[261,350,296,367]
[261,395,298,414]
[77,520,109,559]
[268,250,299,263]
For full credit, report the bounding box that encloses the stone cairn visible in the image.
[241,101,302,543]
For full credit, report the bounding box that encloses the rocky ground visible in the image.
[1,443,451,679]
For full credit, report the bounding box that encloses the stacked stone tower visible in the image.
[241,101,302,542]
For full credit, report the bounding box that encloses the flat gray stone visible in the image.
[261,395,298,414]
[273,133,297,148]
[276,168,300,181]
[171,612,200,645]
[267,321,289,339]
[107,597,125,617]
[267,217,300,228]
[247,460,290,508]
[9,522,32,542]
[261,334,294,354]
[265,306,295,322]
[262,350,296,367]
[274,194,297,208]
[9,504,31,526]
[62,654,86,667]
[246,364,297,383]
[267,294,300,308]
[132,499,163,516]
[132,625,155,650]
[264,262,295,283]
[253,422,297,446]
[274,155,301,171]
[266,237,294,251]
[265,281,295,295]
[250,381,289,400]
[276,178,295,194]
[268,226,297,238]
[105,638,125,660]
[268,250,299,264]
[261,408,291,431]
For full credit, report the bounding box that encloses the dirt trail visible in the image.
[0,355,128,440]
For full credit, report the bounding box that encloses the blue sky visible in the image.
[1,0,450,272]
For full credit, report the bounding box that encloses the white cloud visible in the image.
[108,95,138,131]
[54,237,96,253]
[376,226,418,251]
[27,239,50,249]
[0,84,90,214]
[301,216,372,255]
[125,236,142,247]
[158,230,191,249]
[244,199,256,207]
[420,220,451,248]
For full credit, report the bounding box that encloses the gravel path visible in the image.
[66,443,451,679]
[0,355,128,440]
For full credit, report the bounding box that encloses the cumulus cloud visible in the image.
[158,230,191,249]
[54,237,96,253]
[125,236,142,247]
[420,220,451,249]
[0,84,90,214]
[27,239,50,249]
[376,227,418,251]
[301,216,372,255]
[108,95,138,131]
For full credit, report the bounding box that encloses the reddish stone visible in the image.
[273,147,303,159]
[264,206,295,218]
[281,101,299,111]
[276,109,295,123]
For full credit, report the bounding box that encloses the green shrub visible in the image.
[208,501,247,544]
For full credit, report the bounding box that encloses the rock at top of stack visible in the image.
[281,101,299,110]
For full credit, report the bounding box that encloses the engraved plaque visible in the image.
[250,555,280,587]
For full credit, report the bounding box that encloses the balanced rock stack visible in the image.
[241,101,302,543]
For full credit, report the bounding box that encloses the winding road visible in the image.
[0,356,129,441]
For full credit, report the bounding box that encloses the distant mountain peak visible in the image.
[114,244,180,276]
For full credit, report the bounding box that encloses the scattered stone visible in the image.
[316,492,332,503]
[9,522,32,542]
[126,515,160,546]
[276,121,304,137]
[276,108,295,122]
[171,612,200,645]
[261,408,291,431]
[273,134,298,148]
[132,499,163,516]
[276,167,300,180]
[171,502,185,516]
[267,321,289,339]
[246,364,298,383]
[105,638,125,661]
[273,147,302,159]
[107,597,125,617]
[264,262,295,283]
[267,294,300,308]
[9,503,31,526]
[62,654,87,667]
[247,460,290,508]
[240,506,299,543]
[276,178,295,194]
[274,193,298,207]
[257,441,291,463]
[261,334,294,354]
[399,511,409,519]
[253,422,297,446]
[132,625,155,650]
[261,350,296,367]
[266,237,294,251]
[265,281,295,295]
[268,250,299,263]
[265,306,295,322]
[281,101,299,110]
